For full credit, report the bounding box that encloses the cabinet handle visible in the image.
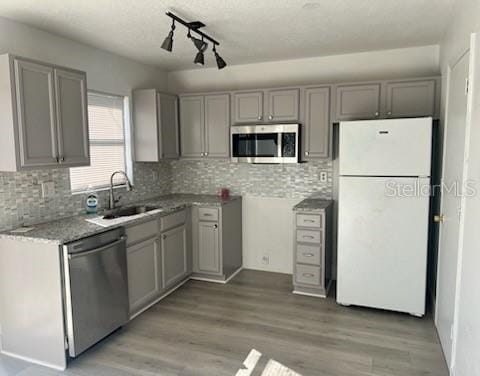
[303,235,315,239]
[268,115,273,120]
[302,273,314,278]
[203,213,213,217]
[375,112,379,117]
[305,151,309,156]
[303,253,315,257]
[214,224,218,229]
[304,219,315,223]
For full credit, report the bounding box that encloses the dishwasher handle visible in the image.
[68,236,127,260]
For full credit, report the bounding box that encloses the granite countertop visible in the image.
[0,194,240,245]
[293,198,333,212]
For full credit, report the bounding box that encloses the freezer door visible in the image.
[337,176,430,315]
[339,118,432,176]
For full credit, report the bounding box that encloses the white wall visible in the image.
[0,16,167,94]
[168,45,440,92]
[438,1,480,375]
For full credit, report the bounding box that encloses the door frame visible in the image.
[435,33,477,374]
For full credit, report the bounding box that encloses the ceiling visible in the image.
[0,0,455,71]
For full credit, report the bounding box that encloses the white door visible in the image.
[339,118,432,176]
[337,176,430,316]
[435,50,470,367]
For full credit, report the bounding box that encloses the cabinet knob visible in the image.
[162,234,167,240]
[204,152,208,156]
[258,116,262,120]
[200,153,204,156]
[214,224,218,229]
[55,156,59,163]
[387,111,392,116]
[268,115,273,120]
[375,112,379,117]
[61,156,65,163]
[305,151,309,156]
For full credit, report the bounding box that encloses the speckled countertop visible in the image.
[293,198,333,212]
[0,194,240,245]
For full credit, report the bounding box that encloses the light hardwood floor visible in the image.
[0,270,448,376]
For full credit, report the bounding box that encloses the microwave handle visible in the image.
[277,133,282,158]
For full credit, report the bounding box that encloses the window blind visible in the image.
[70,92,128,192]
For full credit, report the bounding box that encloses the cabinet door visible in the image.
[54,68,90,166]
[267,89,299,122]
[233,91,264,123]
[13,58,59,168]
[205,94,230,158]
[335,84,381,121]
[159,93,180,159]
[180,96,204,158]
[127,237,161,314]
[162,225,187,288]
[304,87,331,159]
[197,221,220,274]
[385,80,436,118]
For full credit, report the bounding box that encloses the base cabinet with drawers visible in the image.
[192,199,243,282]
[292,202,333,298]
[126,208,190,317]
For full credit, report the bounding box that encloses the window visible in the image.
[70,92,131,192]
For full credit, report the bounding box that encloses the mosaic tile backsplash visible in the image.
[171,159,333,199]
[0,162,172,231]
[0,159,332,231]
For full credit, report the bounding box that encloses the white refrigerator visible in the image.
[337,117,432,317]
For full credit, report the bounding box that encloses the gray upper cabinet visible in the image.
[267,89,299,122]
[0,54,90,171]
[385,80,436,118]
[205,94,230,158]
[233,91,264,123]
[179,95,205,158]
[54,68,89,166]
[197,221,220,274]
[179,94,230,159]
[304,87,331,159]
[161,224,188,288]
[335,84,381,121]
[133,89,179,162]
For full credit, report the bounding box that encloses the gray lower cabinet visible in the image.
[335,84,381,121]
[303,87,331,159]
[133,89,179,161]
[179,94,230,159]
[385,79,436,118]
[192,199,243,282]
[292,204,333,298]
[233,91,264,123]
[161,224,188,288]
[0,54,90,171]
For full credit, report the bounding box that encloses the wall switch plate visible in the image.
[41,181,55,198]
[320,172,328,183]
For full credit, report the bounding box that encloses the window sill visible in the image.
[71,184,128,196]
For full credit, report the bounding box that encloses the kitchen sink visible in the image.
[103,205,160,219]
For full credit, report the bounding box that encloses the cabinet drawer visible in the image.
[126,219,159,246]
[296,244,321,265]
[198,207,219,221]
[295,264,321,286]
[296,214,322,228]
[296,229,322,244]
[160,209,186,232]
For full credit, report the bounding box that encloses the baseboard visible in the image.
[292,290,327,298]
[1,350,66,371]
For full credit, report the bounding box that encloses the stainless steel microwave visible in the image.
[231,124,300,164]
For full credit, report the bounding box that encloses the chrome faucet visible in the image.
[108,170,134,210]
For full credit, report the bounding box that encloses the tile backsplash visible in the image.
[0,159,332,231]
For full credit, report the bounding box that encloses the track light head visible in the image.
[194,51,205,65]
[161,21,175,52]
[213,46,227,70]
[191,35,208,52]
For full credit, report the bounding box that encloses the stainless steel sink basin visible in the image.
[103,205,160,219]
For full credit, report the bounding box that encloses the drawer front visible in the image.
[160,209,186,232]
[295,264,321,286]
[296,229,322,244]
[126,219,159,246]
[296,244,321,265]
[198,207,219,221]
[296,214,322,228]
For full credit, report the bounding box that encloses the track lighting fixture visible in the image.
[161,12,227,70]
[161,20,175,52]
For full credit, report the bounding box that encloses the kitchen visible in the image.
[0,1,479,375]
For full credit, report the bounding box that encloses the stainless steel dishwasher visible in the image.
[62,227,129,357]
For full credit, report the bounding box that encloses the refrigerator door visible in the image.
[337,176,430,315]
[339,118,432,177]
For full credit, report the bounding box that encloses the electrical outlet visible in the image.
[262,255,269,265]
[41,181,55,198]
[320,172,328,183]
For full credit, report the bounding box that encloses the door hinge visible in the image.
[64,337,69,350]
[465,78,470,95]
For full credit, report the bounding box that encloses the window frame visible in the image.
[70,90,133,194]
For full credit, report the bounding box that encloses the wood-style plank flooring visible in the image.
[0,270,448,376]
